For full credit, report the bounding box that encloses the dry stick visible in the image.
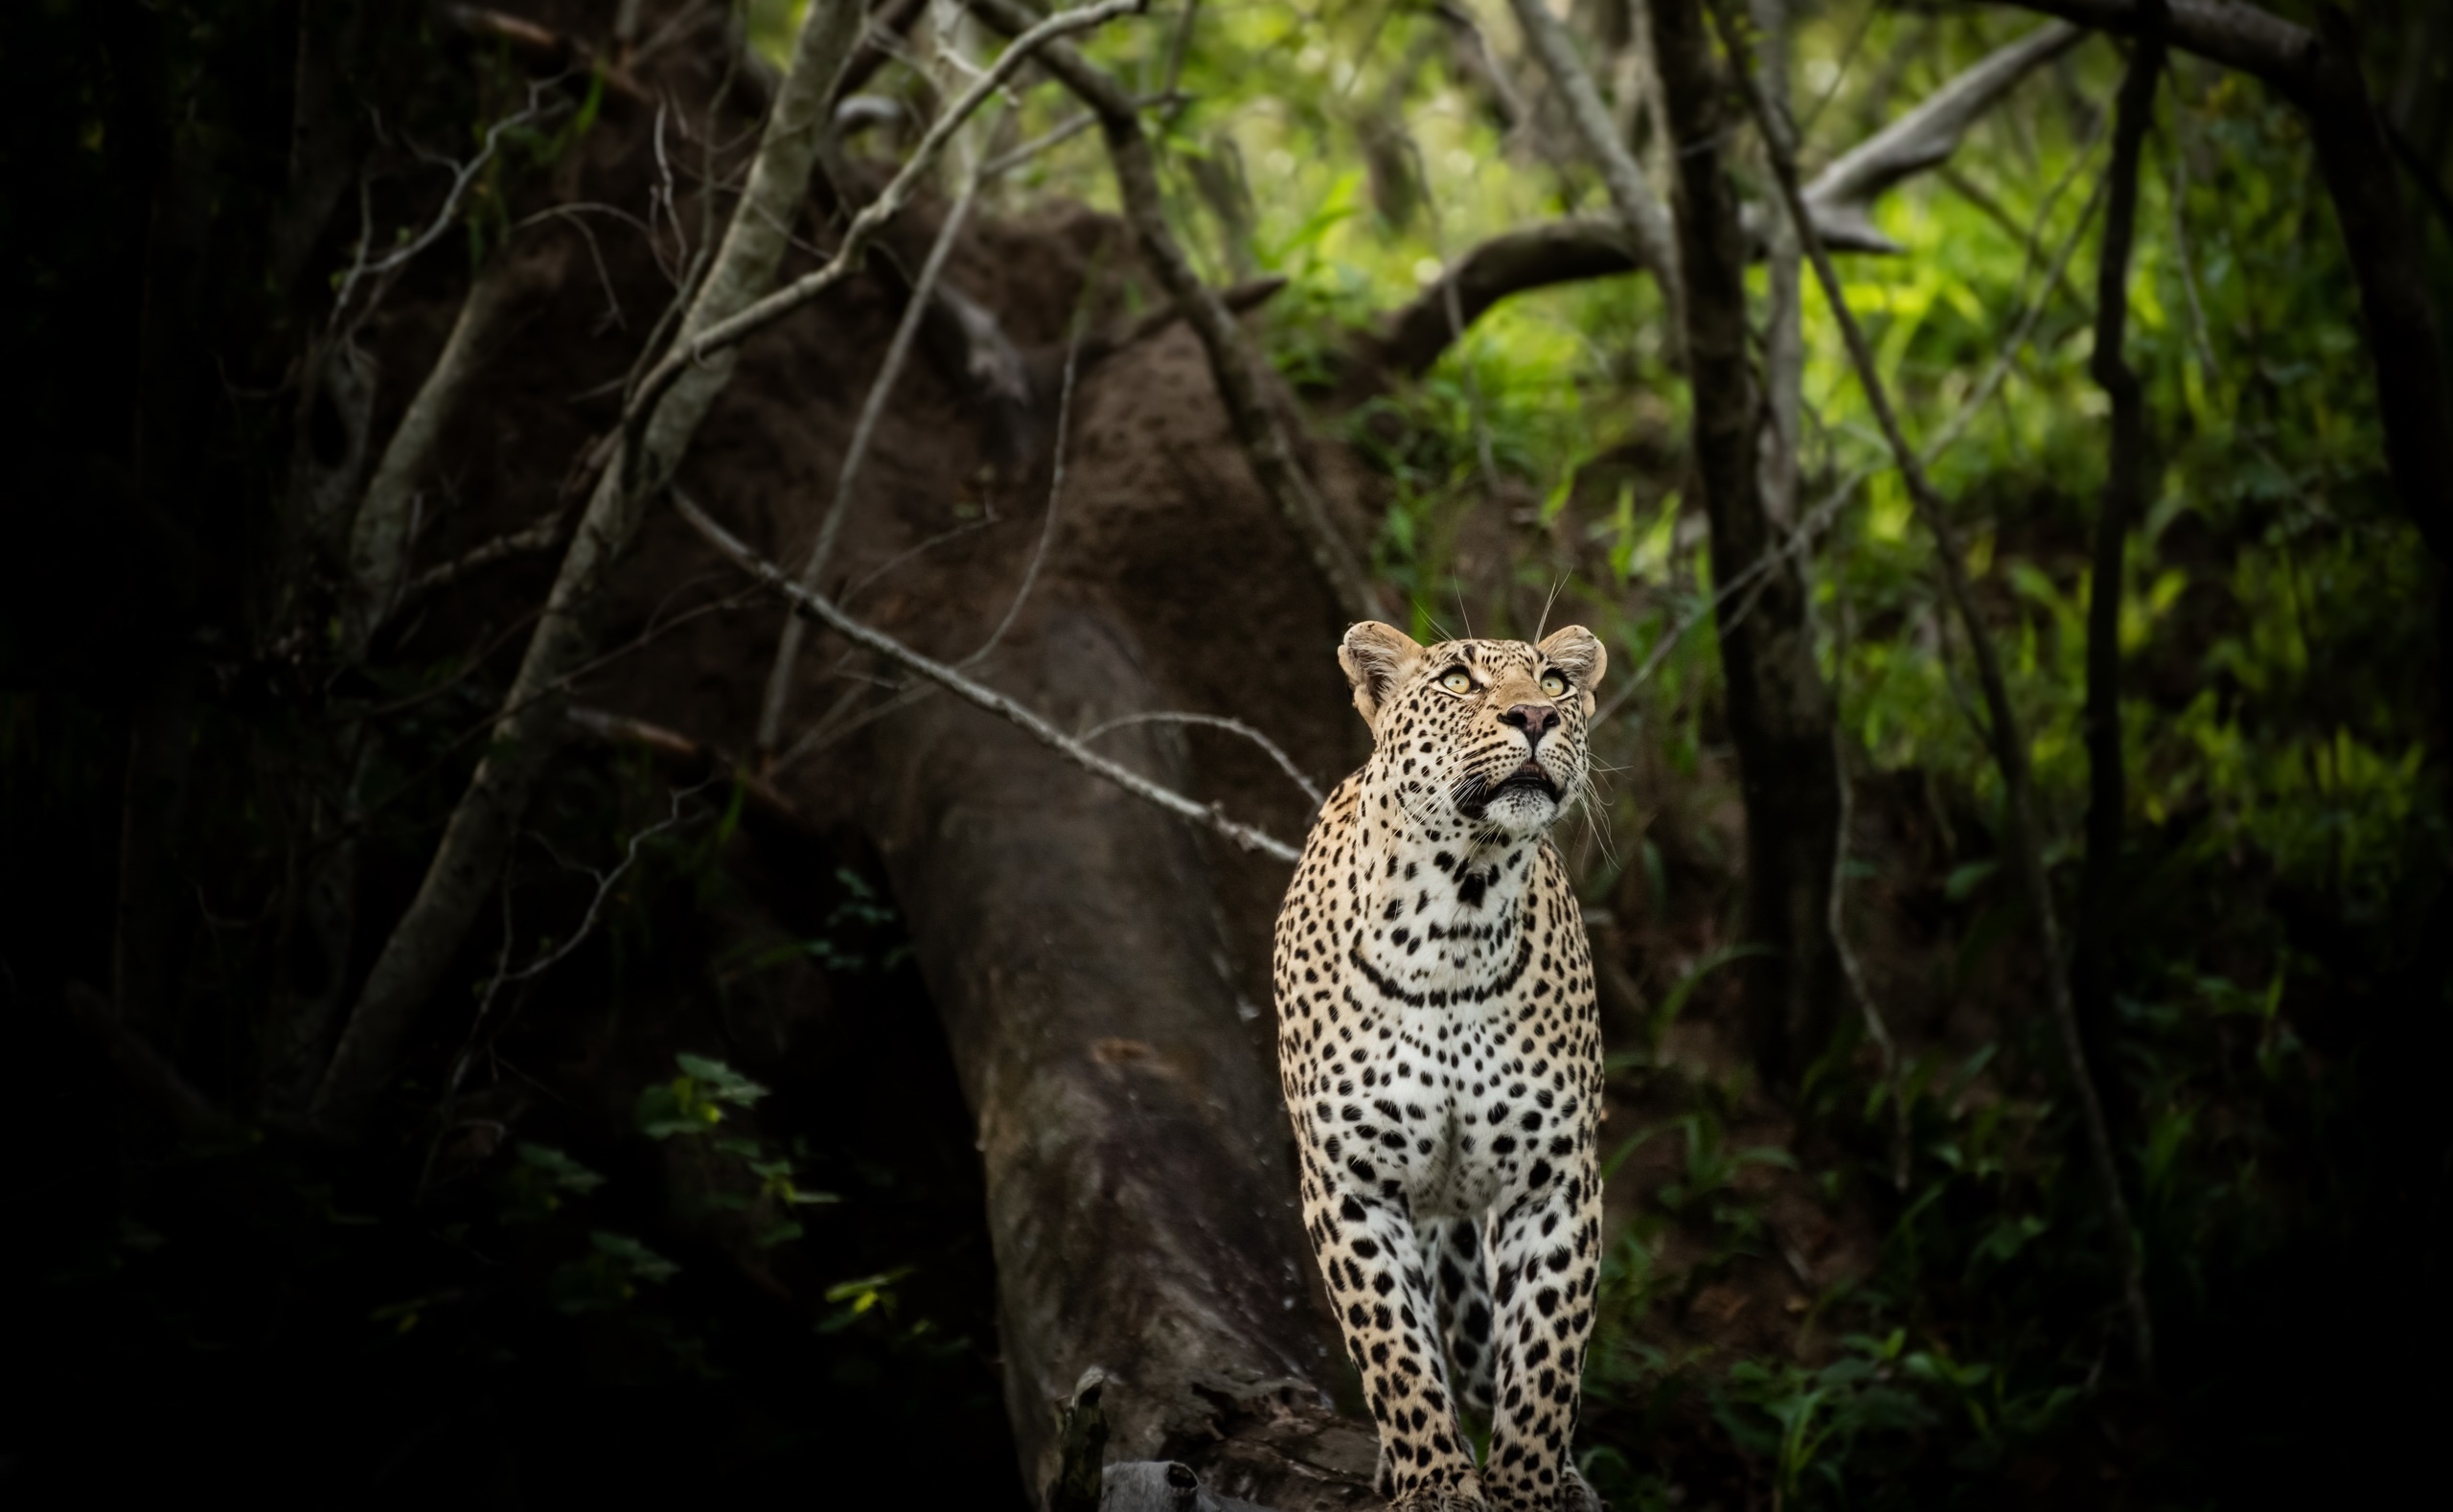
[311,0,870,1131]
[672,489,1301,863]
[2077,10,2164,1154]
[1708,0,2155,1378]
[967,0,1384,626]
[392,505,572,611]
[1506,0,1684,319]
[1080,711,1325,808]
[756,143,997,760]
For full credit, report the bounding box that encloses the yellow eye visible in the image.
[1439,669,1474,695]
[1540,671,1569,699]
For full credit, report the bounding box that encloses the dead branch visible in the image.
[672,490,1302,865]
[968,0,1386,627]
[966,311,1083,667]
[328,77,566,337]
[1711,0,2155,1377]
[1805,20,2082,252]
[565,706,818,841]
[1079,712,1325,808]
[390,505,571,614]
[311,0,871,1134]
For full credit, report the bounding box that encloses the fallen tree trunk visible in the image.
[868,603,1376,1508]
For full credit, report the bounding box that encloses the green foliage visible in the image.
[635,1051,769,1138]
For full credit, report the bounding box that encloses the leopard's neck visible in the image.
[1342,772,1540,1004]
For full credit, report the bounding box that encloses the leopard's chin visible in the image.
[1452,761,1566,832]
[1470,769,1563,836]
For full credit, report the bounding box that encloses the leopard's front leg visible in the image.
[1297,1149,1484,1509]
[1480,1158,1603,1511]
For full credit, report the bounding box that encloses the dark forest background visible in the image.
[2,1,2445,1506]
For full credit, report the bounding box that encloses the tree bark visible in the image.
[1650,0,1841,1088]
[310,0,865,1130]
[869,605,1376,1510]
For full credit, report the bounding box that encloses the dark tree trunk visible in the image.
[1649,0,1842,1088]
[2075,20,2163,1142]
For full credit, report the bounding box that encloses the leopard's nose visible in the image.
[1500,702,1560,746]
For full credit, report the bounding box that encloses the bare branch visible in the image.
[1710,0,2154,1377]
[566,706,819,840]
[329,78,566,335]
[673,490,1301,864]
[1802,21,2084,253]
[969,309,1087,665]
[390,504,570,613]
[1988,0,2315,99]
[1080,712,1325,808]
[437,4,651,102]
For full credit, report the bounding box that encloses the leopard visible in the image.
[1273,620,1611,1512]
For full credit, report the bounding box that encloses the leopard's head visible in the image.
[1338,620,1608,840]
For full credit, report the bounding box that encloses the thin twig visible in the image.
[1079,712,1325,807]
[673,489,1300,864]
[1709,0,2153,1379]
[330,79,568,335]
[757,128,1001,756]
[968,284,1091,664]
[393,506,571,609]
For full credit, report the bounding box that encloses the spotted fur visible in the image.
[1274,622,1609,1512]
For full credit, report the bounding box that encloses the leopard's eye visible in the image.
[1438,669,1474,695]
[1540,671,1569,699]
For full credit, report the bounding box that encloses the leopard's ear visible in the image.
[1539,625,1607,719]
[1338,621,1426,736]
